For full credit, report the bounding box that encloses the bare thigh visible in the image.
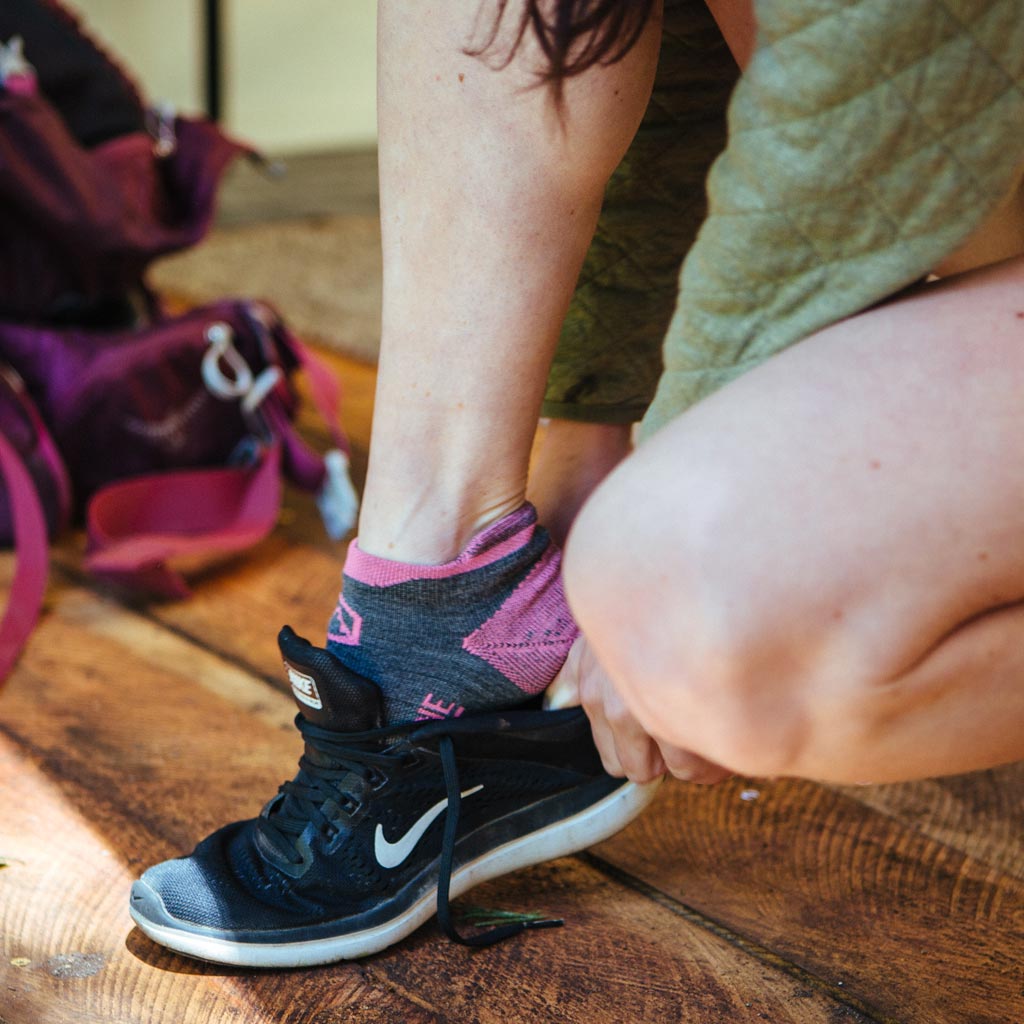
[568,255,1024,775]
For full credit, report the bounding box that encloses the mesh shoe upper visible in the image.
[135,627,619,945]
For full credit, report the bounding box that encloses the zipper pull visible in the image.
[316,449,359,540]
[246,150,288,180]
[0,36,37,95]
[148,101,178,158]
[202,323,253,399]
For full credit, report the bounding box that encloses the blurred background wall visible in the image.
[67,0,378,152]
[62,0,384,365]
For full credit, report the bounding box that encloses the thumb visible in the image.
[543,638,584,709]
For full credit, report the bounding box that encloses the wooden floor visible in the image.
[216,148,380,226]
[2,346,1023,1024]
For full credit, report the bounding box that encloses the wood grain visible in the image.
[6,343,1024,1023]
[0,581,862,1024]
[592,775,1024,1024]
[831,766,1024,882]
[0,735,438,1024]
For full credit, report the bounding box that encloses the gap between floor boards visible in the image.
[577,851,891,1024]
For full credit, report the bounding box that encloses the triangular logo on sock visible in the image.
[285,661,324,710]
[327,595,363,646]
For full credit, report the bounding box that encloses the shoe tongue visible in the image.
[277,626,384,731]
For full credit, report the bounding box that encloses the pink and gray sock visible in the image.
[326,503,578,724]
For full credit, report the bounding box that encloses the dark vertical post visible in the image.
[204,0,222,121]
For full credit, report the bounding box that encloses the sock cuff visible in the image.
[343,503,539,587]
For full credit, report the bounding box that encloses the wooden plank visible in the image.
[0,735,436,1024]
[366,857,881,1024]
[0,583,864,1024]
[592,775,1024,1024]
[831,766,1024,882]
[0,582,446,1024]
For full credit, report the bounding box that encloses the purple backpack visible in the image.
[0,303,359,681]
[0,5,358,680]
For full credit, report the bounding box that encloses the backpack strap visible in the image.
[0,430,49,680]
[84,440,282,598]
[82,323,359,598]
[285,333,350,455]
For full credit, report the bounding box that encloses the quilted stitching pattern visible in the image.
[543,0,739,424]
[641,0,1024,437]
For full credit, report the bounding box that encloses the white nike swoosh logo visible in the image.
[374,785,484,869]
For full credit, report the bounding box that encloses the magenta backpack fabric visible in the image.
[0,301,357,679]
[0,93,248,321]
[0,426,49,682]
[0,3,359,684]
[0,301,305,503]
[0,362,70,542]
[0,0,250,322]
[0,363,68,679]
[0,298,352,542]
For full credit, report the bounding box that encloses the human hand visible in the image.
[546,637,732,785]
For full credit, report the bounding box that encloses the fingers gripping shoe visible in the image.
[129,627,660,967]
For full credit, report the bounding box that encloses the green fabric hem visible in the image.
[541,400,648,426]
[645,0,1024,445]
[638,359,764,441]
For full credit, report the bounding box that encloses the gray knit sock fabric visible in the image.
[325,503,578,724]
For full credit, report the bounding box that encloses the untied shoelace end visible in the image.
[435,735,565,948]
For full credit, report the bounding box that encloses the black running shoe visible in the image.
[129,627,660,967]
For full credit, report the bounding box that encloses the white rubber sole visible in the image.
[129,776,661,967]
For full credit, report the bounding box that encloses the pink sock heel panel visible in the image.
[462,544,579,695]
[342,503,539,587]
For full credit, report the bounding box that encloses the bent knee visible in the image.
[563,460,891,777]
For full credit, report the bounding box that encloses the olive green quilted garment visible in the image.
[640,0,1024,436]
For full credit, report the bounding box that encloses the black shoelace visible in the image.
[261,716,563,947]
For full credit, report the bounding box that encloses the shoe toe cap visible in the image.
[133,854,226,928]
[129,877,175,927]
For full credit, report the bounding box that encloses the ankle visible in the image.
[356,492,529,564]
[328,502,578,723]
